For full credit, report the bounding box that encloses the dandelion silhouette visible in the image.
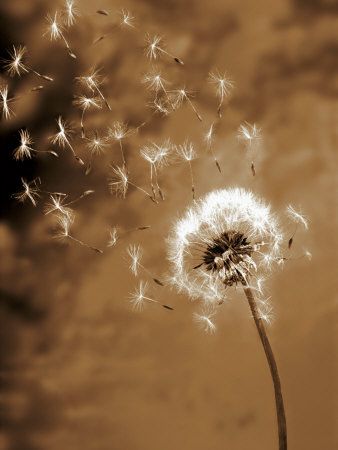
[168,188,288,450]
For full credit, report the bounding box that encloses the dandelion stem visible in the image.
[95,85,111,111]
[128,181,157,203]
[187,160,195,200]
[242,283,287,450]
[60,33,76,59]
[119,140,126,167]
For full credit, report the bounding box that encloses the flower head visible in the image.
[167,188,283,303]
[208,70,234,100]
[127,244,143,276]
[3,45,28,77]
[108,165,129,198]
[13,178,41,206]
[13,129,34,161]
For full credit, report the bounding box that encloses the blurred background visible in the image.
[0,0,337,449]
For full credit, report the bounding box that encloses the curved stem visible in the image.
[242,283,287,450]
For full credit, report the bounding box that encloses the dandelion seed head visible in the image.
[142,70,168,92]
[108,165,129,198]
[208,70,234,100]
[140,139,172,168]
[145,34,162,60]
[193,308,217,334]
[13,129,34,161]
[51,116,72,147]
[127,244,143,276]
[86,133,108,155]
[74,95,101,111]
[64,0,78,27]
[44,194,72,216]
[4,45,28,77]
[108,121,129,141]
[177,141,196,162]
[286,205,308,230]
[13,178,40,207]
[0,85,14,119]
[238,122,261,146]
[46,12,63,40]
[129,280,148,311]
[167,188,283,303]
[119,9,134,28]
[54,212,74,240]
[107,227,119,247]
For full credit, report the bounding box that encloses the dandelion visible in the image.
[0,85,14,120]
[109,165,156,203]
[286,205,308,249]
[50,116,84,165]
[237,122,261,176]
[208,69,234,118]
[127,244,164,286]
[140,139,172,200]
[167,188,287,450]
[3,45,54,82]
[129,281,173,312]
[170,87,202,122]
[108,121,131,167]
[176,141,197,200]
[13,178,41,206]
[13,129,58,161]
[73,95,101,137]
[193,308,217,334]
[63,0,78,27]
[150,98,171,116]
[145,34,184,65]
[76,69,111,110]
[54,212,103,254]
[45,12,76,59]
[204,123,221,173]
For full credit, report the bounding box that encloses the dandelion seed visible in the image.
[50,116,84,165]
[0,85,14,119]
[208,70,234,118]
[76,69,111,110]
[193,309,217,334]
[204,123,221,173]
[237,122,261,146]
[286,205,308,230]
[54,212,103,254]
[13,178,41,206]
[129,280,173,312]
[140,139,172,200]
[177,141,197,200]
[74,95,101,137]
[171,87,202,121]
[107,227,119,247]
[108,121,131,167]
[44,194,72,216]
[127,244,164,285]
[45,12,76,58]
[142,69,173,108]
[109,165,156,203]
[150,98,171,116]
[13,129,58,160]
[3,45,54,82]
[119,9,135,28]
[145,34,183,65]
[63,0,78,27]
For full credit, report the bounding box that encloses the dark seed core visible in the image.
[201,230,255,286]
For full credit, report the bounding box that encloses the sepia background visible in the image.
[0,0,337,449]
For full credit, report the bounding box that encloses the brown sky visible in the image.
[0,1,337,449]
